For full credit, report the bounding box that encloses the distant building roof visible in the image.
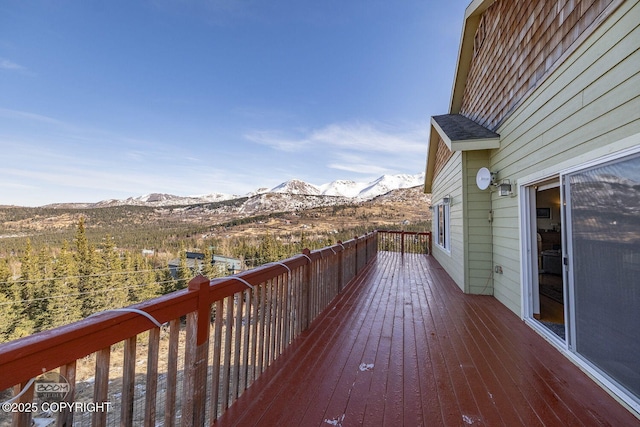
[168,254,243,278]
[186,252,205,260]
[212,255,242,270]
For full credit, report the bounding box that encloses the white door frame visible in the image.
[518,176,567,347]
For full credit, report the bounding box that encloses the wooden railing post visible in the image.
[337,242,344,292]
[182,275,211,427]
[302,249,312,331]
[354,236,359,275]
[365,234,369,263]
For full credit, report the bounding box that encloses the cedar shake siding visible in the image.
[433,136,453,179]
[460,0,618,130]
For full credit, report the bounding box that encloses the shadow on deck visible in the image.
[215,252,637,426]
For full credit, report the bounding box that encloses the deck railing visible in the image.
[0,230,430,427]
[377,230,431,255]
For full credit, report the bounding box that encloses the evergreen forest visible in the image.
[0,197,430,343]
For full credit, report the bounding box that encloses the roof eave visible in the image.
[423,126,440,193]
[450,138,500,151]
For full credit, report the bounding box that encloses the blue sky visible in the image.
[0,0,468,206]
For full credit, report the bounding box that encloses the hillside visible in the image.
[0,186,431,256]
[0,185,431,345]
[39,172,425,208]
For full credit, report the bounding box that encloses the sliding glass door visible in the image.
[564,151,640,402]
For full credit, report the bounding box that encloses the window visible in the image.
[435,202,450,251]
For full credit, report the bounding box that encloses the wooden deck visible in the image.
[214,252,638,426]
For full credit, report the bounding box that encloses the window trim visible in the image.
[434,202,451,253]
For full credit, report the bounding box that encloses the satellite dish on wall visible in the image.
[476,167,492,190]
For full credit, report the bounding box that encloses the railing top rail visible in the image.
[376,230,431,236]
[0,289,197,389]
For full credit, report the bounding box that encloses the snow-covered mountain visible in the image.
[269,179,323,196]
[357,173,425,199]
[95,192,237,207]
[56,172,425,208]
[317,180,365,198]
[270,173,425,200]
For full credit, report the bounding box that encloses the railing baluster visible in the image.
[242,288,252,392]
[232,290,243,403]
[263,281,271,368]
[165,318,180,427]
[221,295,233,410]
[144,328,160,427]
[272,276,281,357]
[269,278,276,358]
[279,274,286,352]
[58,361,77,427]
[250,288,259,385]
[257,284,266,375]
[283,273,291,348]
[210,299,223,420]
[13,380,33,427]
[92,347,110,427]
[121,336,136,427]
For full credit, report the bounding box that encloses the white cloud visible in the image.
[0,58,25,71]
[244,130,306,152]
[325,152,391,176]
[0,108,65,126]
[245,120,428,177]
[309,122,427,154]
[246,120,428,154]
[328,162,390,175]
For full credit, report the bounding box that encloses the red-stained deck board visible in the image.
[214,252,639,427]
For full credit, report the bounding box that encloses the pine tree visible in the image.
[0,257,13,297]
[0,258,20,342]
[175,248,191,291]
[125,252,161,303]
[74,217,94,316]
[31,247,54,330]
[200,246,220,279]
[74,217,90,277]
[48,241,83,328]
[159,266,176,295]
[0,292,20,342]
[79,242,102,316]
[97,235,128,311]
[18,239,40,334]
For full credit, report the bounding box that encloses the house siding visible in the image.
[433,136,454,179]
[460,0,618,130]
[489,0,640,314]
[462,150,493,295]
[431,152,465,291]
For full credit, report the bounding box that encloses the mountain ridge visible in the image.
[43,172,426,209]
